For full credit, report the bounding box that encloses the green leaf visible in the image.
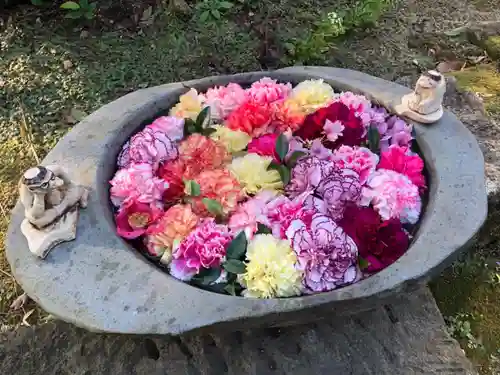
[64,11,83,18]
[199,10,210,22]
[202,127,217,136]
[286,151,306,168]
[226,231,247,260]
[79,0,89,7]
[223,259,247,274]
[184,118,196,135]
[195,106,210,131]
[60,1,80,10]
[275,133,289,162]
[184,180,201,197]
[224,283,236,296]
[367,125,380,153]
[192,267,221,285]
[267,161,291,185]
[219,1,234,9]
[267,160,281,171]
[202,198,224,217]
[211,9,221,19]
[358,257,371,270]
[256,223,272,234]
[84,10,95,19]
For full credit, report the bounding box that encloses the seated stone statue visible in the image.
[19,165,88,259]
[395,70,446,124]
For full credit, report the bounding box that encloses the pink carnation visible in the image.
[361,169,421,224]
[110,163,168,207]
[115,199,163,239]
[380,116,413,150]
[264,193,315,239]
[118,127,178,171]
[287,156,336,198]
[377,145,426,189]
[148,116,184,141]
[247,77,292,105]
[170,219,233,281]
[285,213,359,292]
[228,190,275,239]
[336,91,372,128]
[332,145,379,184]
[202,83,248,120]
[247,133,279,162]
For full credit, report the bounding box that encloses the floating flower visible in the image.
[295,102,364,146]
[229,154,283,195]
[145,204,200,265]
[286,213,358,292]
[314,168,362,220]
[340,205,409,272]
[110,163,168,207]
[117,127,178,170]
[377,145,426,189]
[157,159,186,203]
[380,116,413,150]
[265,193,315,239]
[179,134,230,179]
[324,119,344,142]
[309,138,332,160]
[361,169,421,224]
[228,190,276,239]
[115,200,163,239]
[247,77,292,105]
[210,125,251,154]
[239,234,303,298]
[169,88,205,120]
[286,156,335,198]
[332,145,379,184]
[190,169,243,216]
[285,79,335,115]
[247,133,279,162]
[335,91,374,127]
[202,83,248,120]
[170,219,232,281]
[226,101,273,136]
[148,116,185,142]
[271,101,306,133]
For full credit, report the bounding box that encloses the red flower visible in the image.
[226,101,273,136]
[294,102,364,147]
[158,159,186,203]
[247,133,279,162]
[115,200,163,239]
[377,145,426,190]
[339,205,409,272]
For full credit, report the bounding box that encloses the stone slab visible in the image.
[5,67,488,335]
[0,287,477,375]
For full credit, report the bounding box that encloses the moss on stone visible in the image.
[484,35,500,60]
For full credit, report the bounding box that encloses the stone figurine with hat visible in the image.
[18,165,89,259]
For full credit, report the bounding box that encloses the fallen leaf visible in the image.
[436,60,466,73]
[22,309,35,327]
[10,293,29,310]
[467,55,487,64]
[63,60,73,70]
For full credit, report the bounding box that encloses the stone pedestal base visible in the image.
[395,94,444,124]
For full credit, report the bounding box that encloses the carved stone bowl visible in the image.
[6,67,487,335]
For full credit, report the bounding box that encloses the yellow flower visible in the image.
[169,88,204,120]
[285,79,335,115]
[239,234,303,298]
[210,125,251,153]
[229,154,283,195]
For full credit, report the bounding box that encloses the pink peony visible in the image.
[170,219,233,281]
[332,145,379,184]
[377,145,426,189]
[285,213,359,292]
[265,193,315,239]
[115,199,163,239]
[228,190,276,239]
[110,163,168,207]
[247,77,292,105]
[148,116,184,141]
[361,169,421,224]
[118,127,178,171]
[286,156,336,198]
[202,83,249,120]
[247,133,279,162]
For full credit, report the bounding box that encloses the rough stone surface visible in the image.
[5,67,488,335]
[0,287,477,375]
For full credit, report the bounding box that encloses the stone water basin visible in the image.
[6,67,487,335]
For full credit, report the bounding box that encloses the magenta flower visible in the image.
[246,77,292,105]
[286,156,336,198]
[332,145,378,184]
[115,199,163,239]
[202,83,249,120]
[247,133,280,162]
[110,163,168,207]
[148,116,185,142]
[118,127,178,171]
[170,219,233,281]
[361,169,421,224]
[286,213,359,292]
[377,145,426,189]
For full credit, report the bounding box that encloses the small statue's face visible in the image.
[416,75,438,89]
[27,172,64,194]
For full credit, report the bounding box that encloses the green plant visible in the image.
[60,0,97,19]
[446,313,485,350]
[195,0,234,23]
